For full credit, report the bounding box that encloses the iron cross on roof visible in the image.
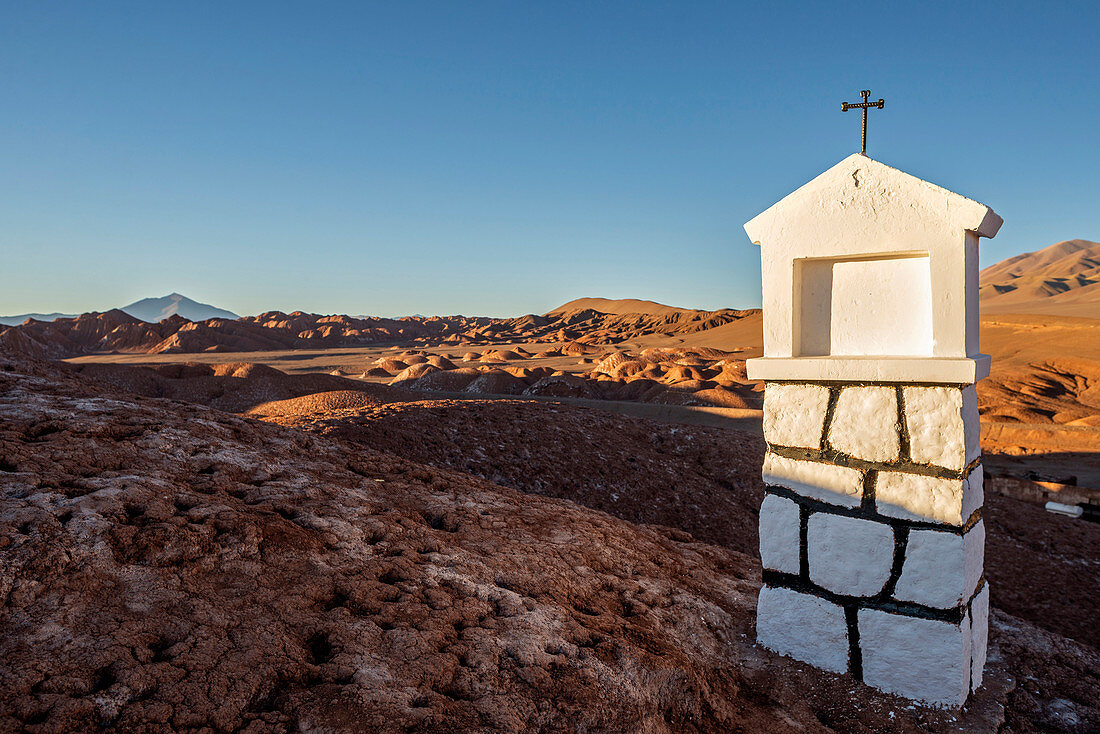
[841,90,885,155]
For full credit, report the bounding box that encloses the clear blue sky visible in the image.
[2,1,1097,318]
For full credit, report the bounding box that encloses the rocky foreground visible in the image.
[1,353,1099,732]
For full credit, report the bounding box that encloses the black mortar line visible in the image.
[819,385,842,453]
[844,605,863,681]
[961,507,984,533]
[896,386,912,463]
[881,524,909,598]
[764,486,971,535]
[762,570,967,624]
[962,456,984,477]
[767,444,972,481]
[860,470,877,513]
[798,503,810,580]
[967,577,987,608]
[968,660,974,696]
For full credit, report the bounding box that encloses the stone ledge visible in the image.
[747,356,990,384]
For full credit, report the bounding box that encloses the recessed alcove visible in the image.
[795,252,933,358]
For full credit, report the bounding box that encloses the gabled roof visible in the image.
[744,154,1002,246]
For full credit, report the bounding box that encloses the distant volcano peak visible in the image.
[120,294,239,323]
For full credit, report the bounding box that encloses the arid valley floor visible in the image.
[2,241,1100,732]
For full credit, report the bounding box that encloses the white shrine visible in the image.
[745,153,1001,708]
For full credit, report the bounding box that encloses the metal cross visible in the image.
[841,90,885,155]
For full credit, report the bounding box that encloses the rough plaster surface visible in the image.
[807,513,894,597]
[758,494,801,574]
[970,584,990,693]
[756,586,849,674]
[827,386,899,462]
[859,608,971,708]
[904,385,980,471]
[875,472,970,526]
[761,453,863,507]
[893,522,985,609]
[763,383,829,449]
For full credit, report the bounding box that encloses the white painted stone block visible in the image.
[970,583,990,693]
[764,383,830,449]
[827,386,899,462]
[904,385,981,471]
[876,472,973,526]
[807,513,894,597]
[859,609,971,708]
[892,522,984,609]
[756,586,849,673]
[963,464,984,521]
[762,453,863,508]
[962,386,981,466]
[758,494,801,574]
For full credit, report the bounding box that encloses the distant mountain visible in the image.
[120,293,239,323]
[0,311,78,327]
[980,240,1100,318]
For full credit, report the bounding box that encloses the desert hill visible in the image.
[0,310,186,359]
[980,239,1100,318]
[546,297,701,317]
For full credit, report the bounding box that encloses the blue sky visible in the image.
[1,1,1097,317]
